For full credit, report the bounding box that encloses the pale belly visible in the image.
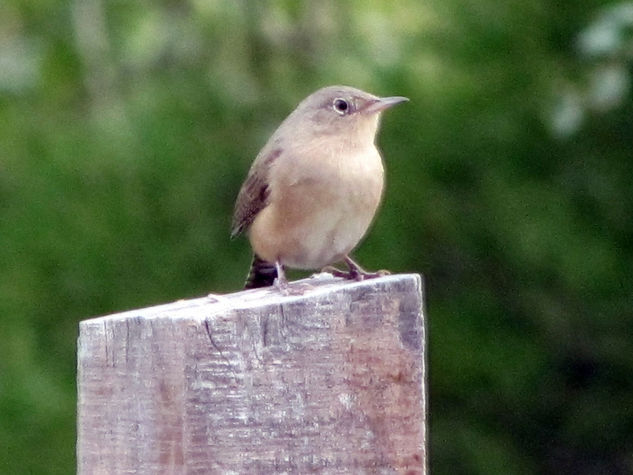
[280,191,379,268]
[249,152,384,269]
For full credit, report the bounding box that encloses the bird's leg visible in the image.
[320,265,350,278]
[345,255,391,280]
[273,260,315,295]
[273,260,289,291]
[322,256,391,281]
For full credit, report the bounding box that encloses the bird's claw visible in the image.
[320,265,390,281]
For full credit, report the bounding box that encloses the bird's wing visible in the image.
[231,146,282,237]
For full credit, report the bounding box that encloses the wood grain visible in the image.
[77,274,427,474]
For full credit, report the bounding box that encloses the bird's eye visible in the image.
[333,98,349,115]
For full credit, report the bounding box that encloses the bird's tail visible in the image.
[244,254,278,289]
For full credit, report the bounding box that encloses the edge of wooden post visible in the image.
[77,273,427,474]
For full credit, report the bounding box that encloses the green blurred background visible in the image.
[1,0,632,473]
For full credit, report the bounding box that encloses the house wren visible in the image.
[231,85,408,289]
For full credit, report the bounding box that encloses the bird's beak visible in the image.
[363,96,409,114]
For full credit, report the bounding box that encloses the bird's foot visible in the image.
[273,277,313,296]
[273,275,290,295]
[207,293,231,304]
[322,257,391,282]
[272,261,312,295]
[320,265,352,279]
[353,268,391,280]
[273,261,291,295]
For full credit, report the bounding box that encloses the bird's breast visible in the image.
[275,144,384,227]
[249,145,384,269]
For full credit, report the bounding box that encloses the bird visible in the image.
[231,85,408,290]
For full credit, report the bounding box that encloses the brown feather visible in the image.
[231,147,282,237]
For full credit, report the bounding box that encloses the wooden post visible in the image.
[77,274,426,474]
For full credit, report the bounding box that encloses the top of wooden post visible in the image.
[82,273,424,325]
[77,273,426,474]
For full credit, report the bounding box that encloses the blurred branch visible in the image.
[549,2,633,137]
[71,0,123,117]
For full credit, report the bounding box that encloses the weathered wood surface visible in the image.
[77,273,426,474]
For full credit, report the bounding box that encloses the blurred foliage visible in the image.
[1,0,632,473]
